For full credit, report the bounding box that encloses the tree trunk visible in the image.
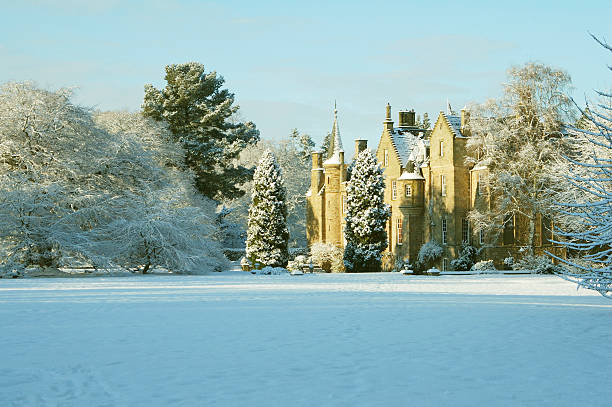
[142,263,151,274]
[527,217,535,256]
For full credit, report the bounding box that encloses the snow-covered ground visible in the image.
[1,273,611,406]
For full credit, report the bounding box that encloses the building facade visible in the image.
[306,104,561,270]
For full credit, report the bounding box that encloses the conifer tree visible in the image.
[422,112,431,129]
[142,62,260,201]
[246,150,289,268]
[343,149,390,272]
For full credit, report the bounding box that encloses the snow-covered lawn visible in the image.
[1,273,610,406]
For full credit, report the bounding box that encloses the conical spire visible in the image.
[323,102,344,165]
[331,101,343,153]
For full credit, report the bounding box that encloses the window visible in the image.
[384,149,389,166]
[462,218,469,244]
[440,140,444,157]
[396,217,403,245]
[391,181,397,200]
[477,172,483,194]
[479,229,485,245]
[342,195,346,214]
[327,176,330,185]
[442,258,448,271]
[405,185,412,197]
[441,175,447,196]
[442,218,448,244]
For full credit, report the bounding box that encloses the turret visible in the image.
[310,151,324,193]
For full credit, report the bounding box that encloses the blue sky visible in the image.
[1,0,611,155]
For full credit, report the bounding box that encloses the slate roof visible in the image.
[389,129,422,167]
[442,113,466,138]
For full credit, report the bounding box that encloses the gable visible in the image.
[376,130,402,168]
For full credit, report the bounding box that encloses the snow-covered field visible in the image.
[1,272,611,406]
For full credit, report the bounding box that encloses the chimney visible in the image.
[338,151,344,165]
[398,110,416,127]
[384,103,394,132]
[311,151,322,169]
[354,139,367,155]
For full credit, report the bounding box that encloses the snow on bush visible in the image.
[417,240,443,269]
[310,243,343,273]
[450,244,478,271]
[287,255,309,272]
[513,255,559,274]
[471,260,496,272]
[252,266,289,275]
[246,150,289,269]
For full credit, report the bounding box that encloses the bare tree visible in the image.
[466,63,576,251]
[549,35,612,298]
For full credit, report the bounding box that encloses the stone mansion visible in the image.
[306,104,561,270]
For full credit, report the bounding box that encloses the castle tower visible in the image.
[322,103,345,247]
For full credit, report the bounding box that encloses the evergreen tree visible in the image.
[142,62,260,201]
[422,112,431,129]
[246,150,289,268]
[289,128,315,164]
[343,149,390,272]
[321,131,333,159]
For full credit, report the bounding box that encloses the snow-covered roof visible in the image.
[398,170,425,180]
[472,158,491,171]
[323,152,343,165]
[389,129,421,167]
[442,113,466,138]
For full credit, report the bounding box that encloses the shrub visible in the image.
[416,240,443,272]
[450,243,478,271]
[513,255,561,274]
[503,257,514,269]
[252,266,288,275]
[287,255,309,272]
[310,243,344,273]
[472,260,496,272]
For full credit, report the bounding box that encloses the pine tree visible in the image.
[343,149,390,272]
[246,150,289,268]
[321,131,333,159]
[142,62,260,201]
[422,112,431,129]
[289,128,315,164]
